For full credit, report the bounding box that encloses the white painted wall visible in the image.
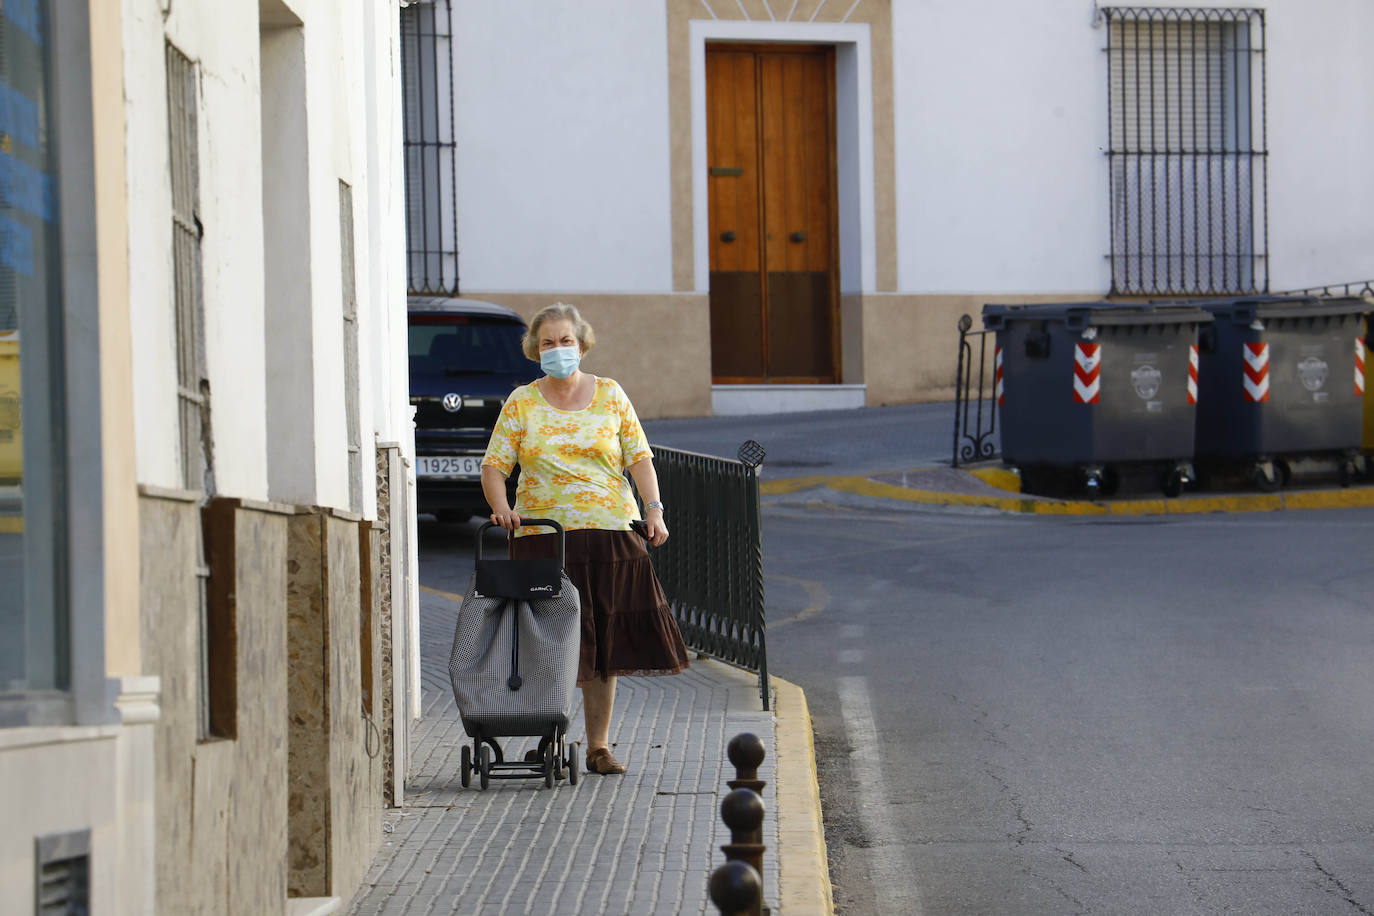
[452,0,674,293]
[126,0,410,515]
[127,0,270,497]
[1264,0,1374,288]
[891,0,1374,295]
[892,0,1107,294]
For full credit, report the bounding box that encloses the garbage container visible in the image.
[1188,295,1367,489]
[982,301,1212,497]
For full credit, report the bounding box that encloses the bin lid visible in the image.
[1155,295,1369,325]
[981,301,1212,332]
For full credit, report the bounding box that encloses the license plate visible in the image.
[417,455,484,478]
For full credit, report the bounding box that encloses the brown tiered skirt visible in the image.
[510,529,690,684]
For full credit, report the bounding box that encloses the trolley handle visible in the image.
[476,518,565,566]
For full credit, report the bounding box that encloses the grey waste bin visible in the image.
[983,301,1212,497]
[1188,295,1367,489]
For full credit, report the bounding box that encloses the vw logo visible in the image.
[441,393,463,413]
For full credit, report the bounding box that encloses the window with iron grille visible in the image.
[1104,7,1267,296]
[340,180,362,513]
[167,43,223,740]
[400,0,459,295]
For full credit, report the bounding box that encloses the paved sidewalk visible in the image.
[347,589,794,916]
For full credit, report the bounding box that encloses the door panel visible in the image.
[709,271,765,379]
[707,44,836,384]
[766,271,831,379]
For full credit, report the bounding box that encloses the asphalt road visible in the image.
[641,405,1374,915]
[762,499,1374,915]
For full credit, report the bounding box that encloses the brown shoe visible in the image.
[586,747,626,775]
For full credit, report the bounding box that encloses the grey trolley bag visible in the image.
[448,519,581,789]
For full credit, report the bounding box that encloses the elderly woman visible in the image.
[480,302,690,776]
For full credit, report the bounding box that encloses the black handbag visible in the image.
[474,518,565,600]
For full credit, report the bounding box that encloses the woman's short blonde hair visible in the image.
[522,302,596,361]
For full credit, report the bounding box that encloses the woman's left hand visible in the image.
[644,515,669,547]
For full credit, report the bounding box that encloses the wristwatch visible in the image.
[646,500,665,512]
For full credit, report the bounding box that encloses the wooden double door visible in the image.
[707,44,839,384]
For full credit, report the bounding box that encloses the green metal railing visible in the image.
[647,441,769,710]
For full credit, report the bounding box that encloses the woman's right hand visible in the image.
[489,508,522,531]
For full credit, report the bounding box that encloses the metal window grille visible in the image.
[168,43,219,739]
[167,43,211,492]
[340,180,362,513]
[400,0,459,295]
[1104,7,1267,296]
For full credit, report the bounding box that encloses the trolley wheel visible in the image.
[1253,462,1280,492]
[479,744,492,790]
[460,744,472,789]
[1160,469,1185,498]
[569,742,580,786]
[544,744,556,789]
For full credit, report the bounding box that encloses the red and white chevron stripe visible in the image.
[1187,345,1199,405]
[1356,338,1366,397]
[1243,342,1270,402]
[1074,343,1101,404]
[995,346,1005,405]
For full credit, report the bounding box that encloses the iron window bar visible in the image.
[401,0,460,295]
[1103,7,1267,297]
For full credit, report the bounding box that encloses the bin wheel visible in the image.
[1161,470,1186,498]
[1253,462,1280,492]
[460,744,472,788]
[479,744,492,790]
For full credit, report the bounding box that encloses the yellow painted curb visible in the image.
[771,675,836,915]
[0,516,20,534]
[419,583,466,603]
[763,469,1374,517]
[967,466,1022,493]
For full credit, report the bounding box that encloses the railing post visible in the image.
[954,314,971,467]
[737,441,768,710]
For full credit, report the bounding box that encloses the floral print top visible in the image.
[482,376,653,536]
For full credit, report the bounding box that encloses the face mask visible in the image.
[540,344,581,379]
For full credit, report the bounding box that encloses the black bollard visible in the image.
[709,860,762,916]
[719,788,766,916]
[727,732,767,797]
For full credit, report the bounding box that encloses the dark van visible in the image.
[408,297,539,521]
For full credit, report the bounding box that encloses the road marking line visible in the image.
[837,675,922,916]
[419,583,466,603]
[838,648,864,665]
[841,624,865,640]
[768,574,829,628]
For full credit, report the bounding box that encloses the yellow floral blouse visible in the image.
[482,376,653,537]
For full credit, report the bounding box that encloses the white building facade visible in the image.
[1,0,418,912]
[421,0,1374,418]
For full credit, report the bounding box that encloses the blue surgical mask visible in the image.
[540,345,581,379]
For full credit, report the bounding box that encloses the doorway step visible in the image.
[711,384,865,416]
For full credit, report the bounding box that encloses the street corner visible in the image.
[770,675,837,916]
